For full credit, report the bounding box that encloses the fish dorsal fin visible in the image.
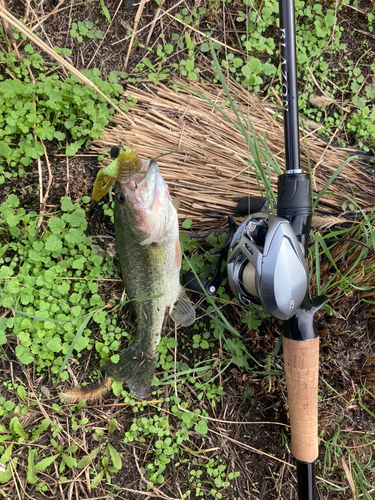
[172,197,180,212]
[170,287,196,326]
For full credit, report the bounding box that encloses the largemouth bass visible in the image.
[102,158,195,398]
[61,151,195,402]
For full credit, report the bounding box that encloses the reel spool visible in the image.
[227,213,308,321]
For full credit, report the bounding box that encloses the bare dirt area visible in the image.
[1,1,375,500]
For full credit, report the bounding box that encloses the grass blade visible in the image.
[312,155,357,211]
[59,313,93,375]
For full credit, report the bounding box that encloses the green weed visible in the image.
[322,421,375,499]
[187,457,240,498]
[120,399,239,496]
[155,1,375,151]
[69,21,104,42]
[0,414,122,490]
[0,44,128,180]
[176,6,207,27]
[311,205,375,301]
[0,194,120,380]
[142,56,170,84]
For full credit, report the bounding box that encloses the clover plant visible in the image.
[0,194,119,380]
[0,44,129,180]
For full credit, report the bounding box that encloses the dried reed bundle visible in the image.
[91,79,374,231]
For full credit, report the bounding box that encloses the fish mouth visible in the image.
[115,159,174,245]
[119,159,162,211]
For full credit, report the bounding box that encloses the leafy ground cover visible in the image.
[0,1,374,499]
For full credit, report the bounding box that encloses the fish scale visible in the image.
[114,214,179,357]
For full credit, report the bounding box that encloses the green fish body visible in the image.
[102,159,195,398]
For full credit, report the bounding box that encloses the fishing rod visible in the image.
[276,0,326,497]
[184,2,326,497]
[227,1,326,495]
[228,0,326,495]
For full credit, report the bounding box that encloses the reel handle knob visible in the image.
[236,196,268,216]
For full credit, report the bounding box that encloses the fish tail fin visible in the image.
[102,345,157,399]
[60,377,112,404]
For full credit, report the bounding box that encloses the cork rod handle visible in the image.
[283,337,319,462]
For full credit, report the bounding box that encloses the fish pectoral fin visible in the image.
[172,196,181,212]
[170,287,196,326]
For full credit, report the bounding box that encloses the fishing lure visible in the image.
[92,144,142,201]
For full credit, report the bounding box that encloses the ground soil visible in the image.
[2,1,375,499]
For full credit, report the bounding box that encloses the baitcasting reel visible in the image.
[226,212,308,321]
[183,196,309,321]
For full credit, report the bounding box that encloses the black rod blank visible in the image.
[279,0,301,172]
[297,461,316,500]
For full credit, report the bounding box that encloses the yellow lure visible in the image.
[92,145,142,201]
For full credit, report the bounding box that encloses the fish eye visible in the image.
[110,146,120,159]
[116,192,125,203]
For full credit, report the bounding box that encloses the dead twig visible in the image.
[341,456,356,500]
[86,0,123,69]
[164,11,244,54]
[124,0,147,70]
[145,0,165,49]
[133,449,182,500]
[307,66,349,114]
[112,0,185,47]
[85,399,164,408]
[105,484,177,498]
[66,151,70,196]
[35,140,53,236]
[0,0,19,57]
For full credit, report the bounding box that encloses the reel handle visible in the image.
[183,215,237,296]
[236,196,268,216]
[182,274,209,294]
